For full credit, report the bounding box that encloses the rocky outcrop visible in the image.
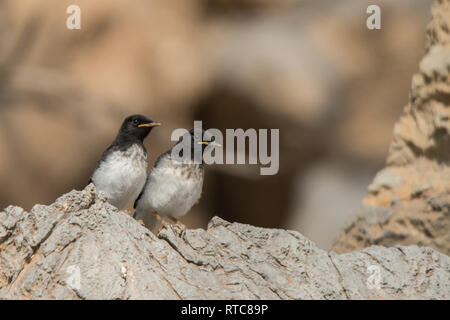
[333,0,450,255]
[0,185,449,299]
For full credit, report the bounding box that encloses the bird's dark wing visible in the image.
[133,189,144,210]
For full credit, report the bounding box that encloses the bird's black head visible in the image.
[117,114,161,142]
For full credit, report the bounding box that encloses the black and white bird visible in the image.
[133,129,220,230]
[90,114,161,210]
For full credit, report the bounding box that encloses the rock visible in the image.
[420,44,450,77]
[0,185,448,299]
[333,0,450,256]
[367,169,404,194]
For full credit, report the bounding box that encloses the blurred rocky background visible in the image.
[333,0,450,256]
[0,0,435,250]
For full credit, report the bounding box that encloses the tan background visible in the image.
[0,0,433,249]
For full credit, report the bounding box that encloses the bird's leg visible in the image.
[154,212,170,233]
[153,211,164,222]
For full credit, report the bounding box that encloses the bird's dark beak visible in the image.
[138,122,161,128]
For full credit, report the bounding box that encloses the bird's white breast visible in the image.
[92,144,147,210]
[136,157,203,219]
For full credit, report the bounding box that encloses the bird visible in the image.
[89,114,161,210]
[133,128,220,231]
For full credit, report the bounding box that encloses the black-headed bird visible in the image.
[90,114,160,210]
[133,129,220,230]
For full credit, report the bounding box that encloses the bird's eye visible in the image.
[133,119,139,125]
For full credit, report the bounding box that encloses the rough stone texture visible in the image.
[0,185,449,299]
[333,0,450,255]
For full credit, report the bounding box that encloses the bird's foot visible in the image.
[123,209,133,216]
[168,217,186,231]
[156,220,171,233]
[176,221,186,231]
[153,212,171,233]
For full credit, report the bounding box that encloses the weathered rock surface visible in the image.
[0,185,449,299]
[333,0,450,255]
